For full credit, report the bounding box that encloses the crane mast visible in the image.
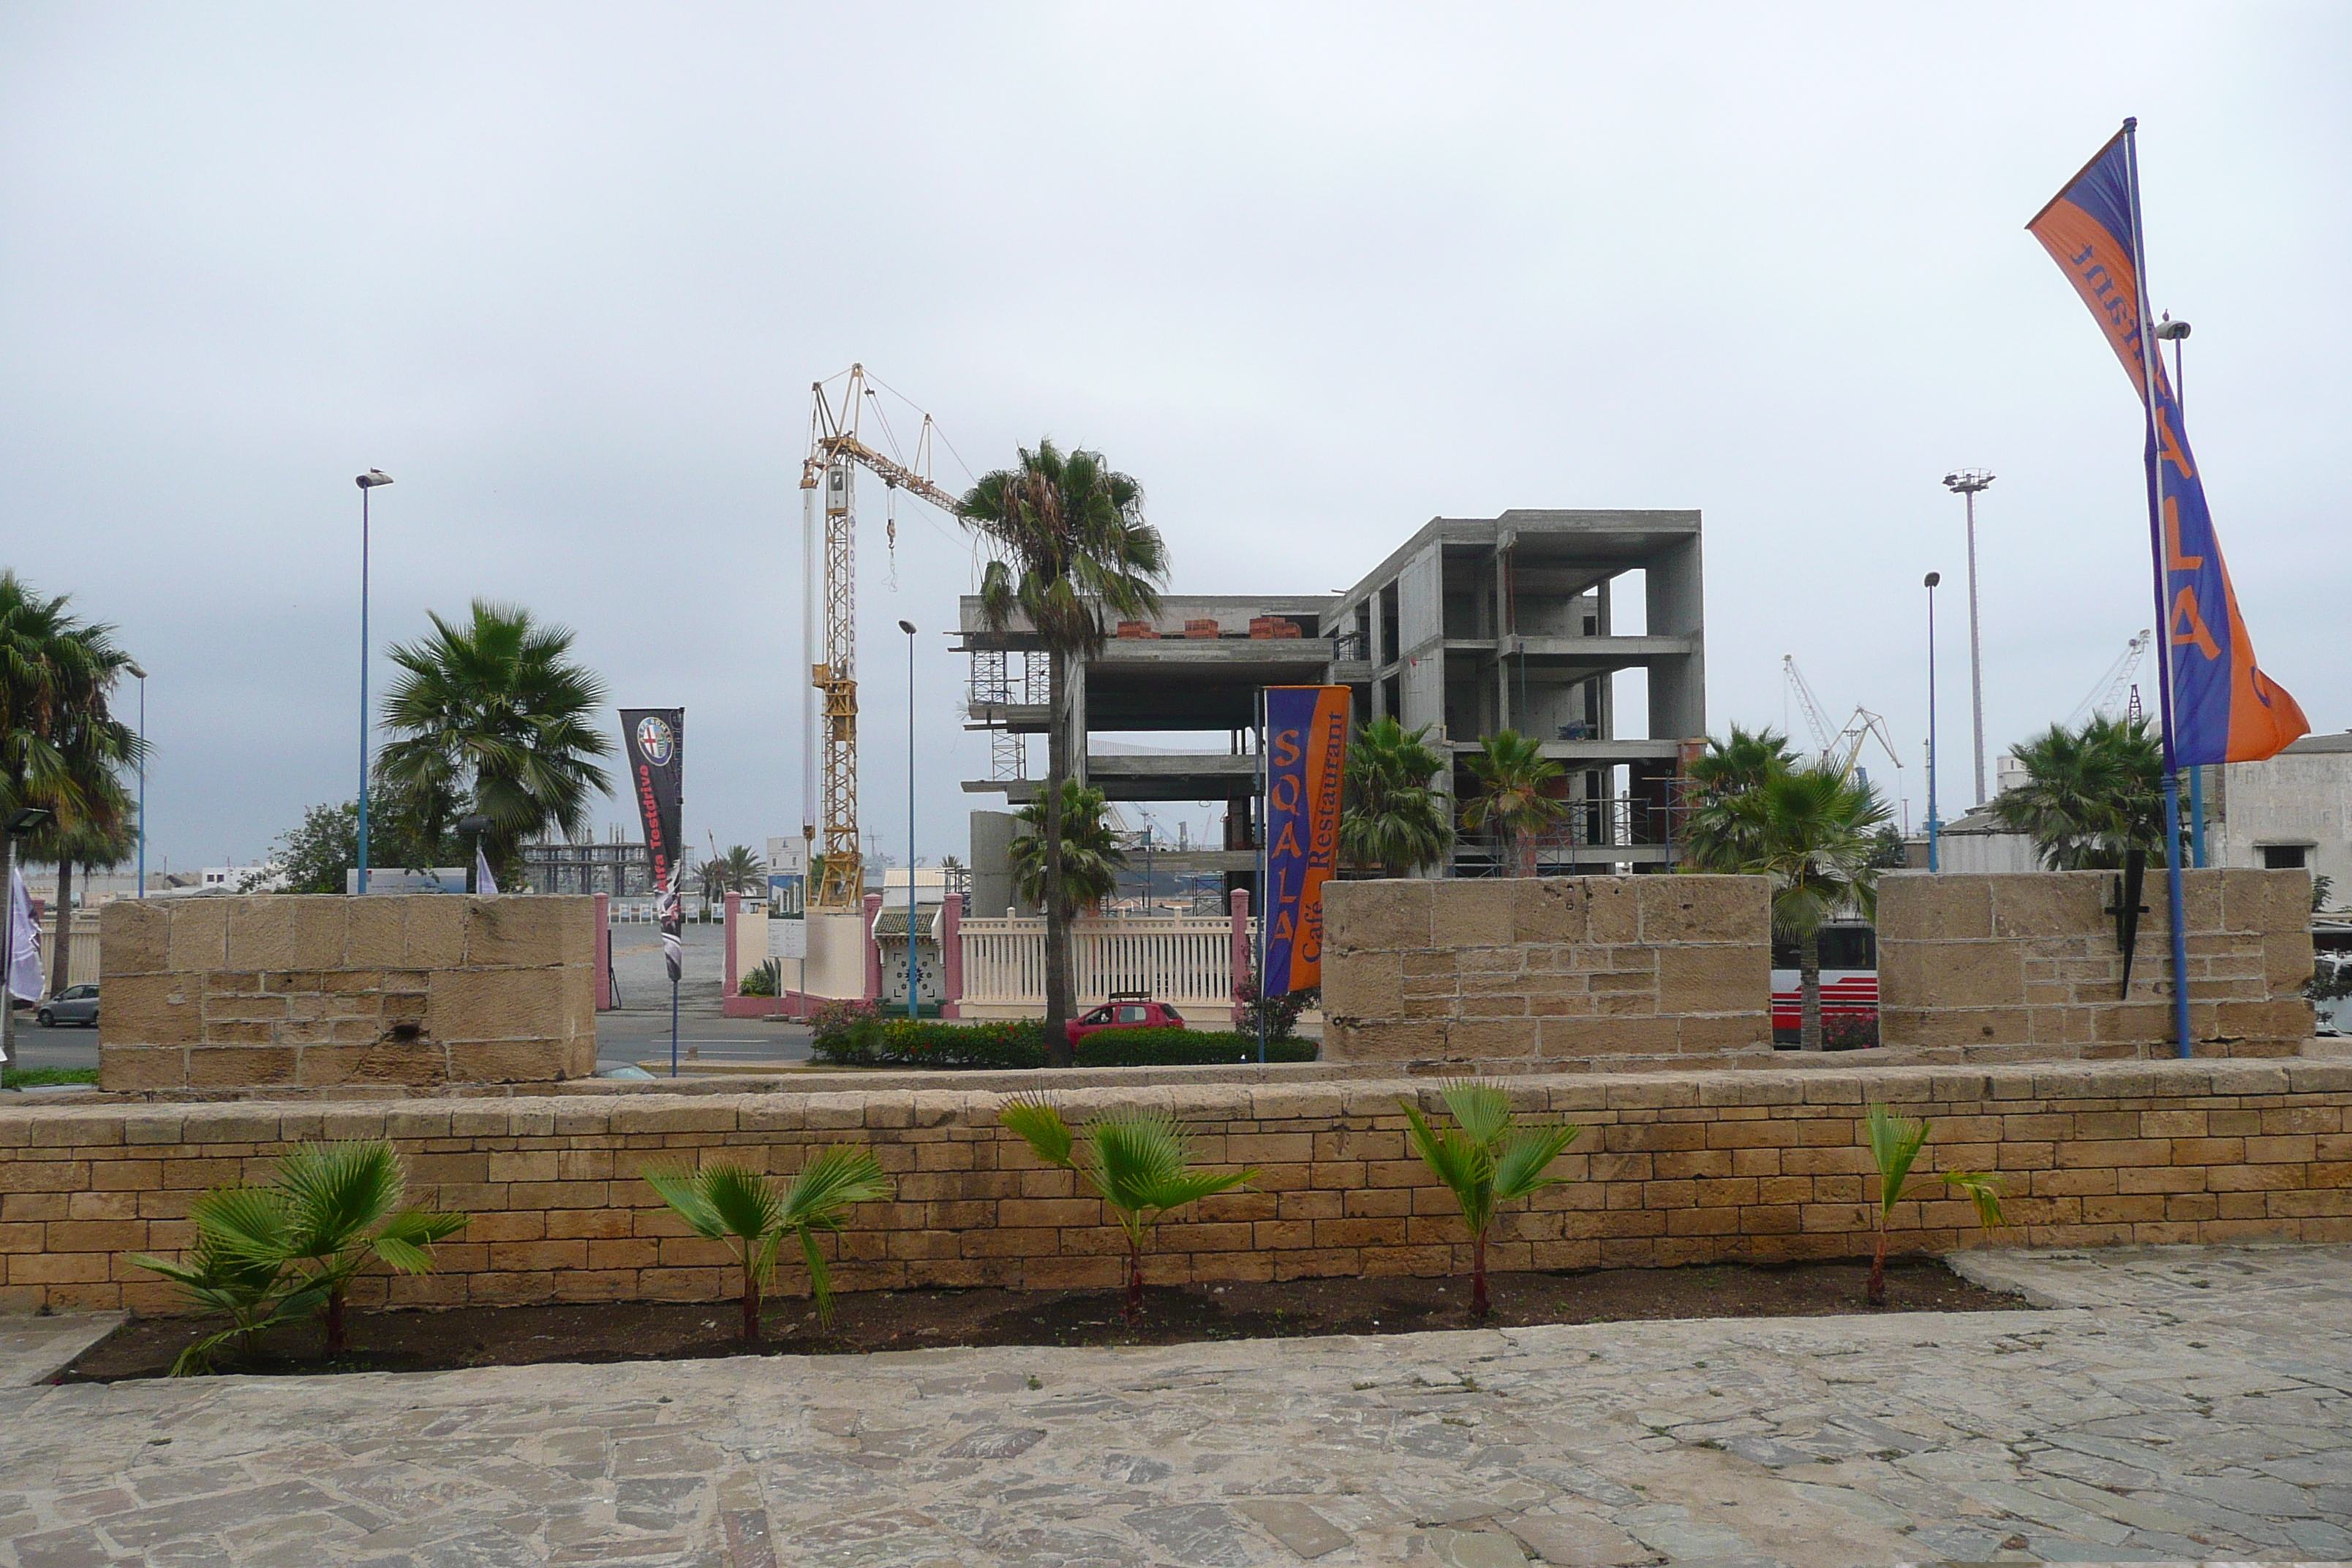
[801,364,965,909]
[1781,655,1905,785]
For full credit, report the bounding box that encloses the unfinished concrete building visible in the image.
[960,509,1706,891]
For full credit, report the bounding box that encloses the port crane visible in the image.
[801,365,965,908]
[1781,655,1905,785]
[2065,630,2152,729]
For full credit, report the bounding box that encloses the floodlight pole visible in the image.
[130,663,148,899]
[900,619,919,1022]
[1924,573,1942,873]
[1942,471,1994,807]
[354,471,393,893]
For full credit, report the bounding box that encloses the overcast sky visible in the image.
[4,4,2345,875]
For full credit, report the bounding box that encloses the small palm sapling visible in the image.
[998,1096,1256,1327]
[1863,1102,2005,1305]
[1399,1081,1584,1318]
[644,1147,889,1340]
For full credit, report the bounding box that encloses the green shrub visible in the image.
[739,959,782,998]
[1076,1028,1318,1067]
[808,999,883,1063]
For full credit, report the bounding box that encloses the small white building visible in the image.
[2211,732,2352,911]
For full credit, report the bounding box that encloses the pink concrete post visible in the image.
[940,892,964,1019]
[862,892,884,1003]
[1229,886,1252,1028]
[723,892,742,998]
[593,892,611,1011]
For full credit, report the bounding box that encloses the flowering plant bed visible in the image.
[67,1258,2020,1380]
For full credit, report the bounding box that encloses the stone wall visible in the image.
[18,1058,2345,1315]
[98,896,597,1093]
[1878,870,2314,1056]
[1319,875,1771,1068]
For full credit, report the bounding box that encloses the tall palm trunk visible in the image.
[1043,651,1073,1068]
[1799,926,1823,1052]
[50,862,74,998]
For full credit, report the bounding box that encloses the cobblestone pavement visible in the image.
[7,1245,2352,1567]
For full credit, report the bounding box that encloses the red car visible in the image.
[1066,993,1185,1046]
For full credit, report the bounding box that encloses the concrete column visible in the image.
[940,892,965,1019]
[1229,886,1252,1027]
[593,893,611,1011]
[723,892,741,998]
[1645,532,1708,741]
[862,892,883,1003]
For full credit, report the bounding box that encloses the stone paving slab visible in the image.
[7,1247,2352,1564]
[0,1313,122,1389]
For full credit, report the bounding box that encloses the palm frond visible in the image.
[999,1095,1076,1169]
[698,1164,786,1243]
[273,1141,404,1262]
[1866,1104,1930,1219]
[1438,1080,1513,1149]
[1939,1169,2007,1229]
[642,1165,727,1238]
[1490,1122,1585,1204]
[778,1146,890,1235]
[1088,1111,1191,1216]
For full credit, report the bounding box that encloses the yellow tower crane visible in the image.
[801,365,965,908]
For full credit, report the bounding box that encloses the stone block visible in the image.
[222,898,299,970]
[185,1046,298,1088]
[99,899,172,977]
[1637,875,1768,943]
[2215,998,2315,1044]
[1321,949,1403,1021]
[464,897,580,968]
[1511,878,1587,944]
[97,1045,186,1092]
[1656,943,1766,1014]
[290,897,351,968]
[1877,873,1991,941]
[1881,940,2022,1010]
[98,973,200,1047]
[295,1041,451,1088]
[1322,878,1433,952]
[165,898,230,972]
[1989,872,2108,938]
[402,897,469,968]
[1428,879,1515,947]
[428,965,577,1043]
[1321,1020,1438,1063]
[443,1041,574,1082]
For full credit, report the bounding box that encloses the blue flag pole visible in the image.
[1256,685,1269,1066]
[2120,118,2196,1062]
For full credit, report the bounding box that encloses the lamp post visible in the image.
[1941,471,1994,807]
[2,807,53,1067]
[354,470,393,893]
[127,662,148,899]
[1924,573,1942,873]
[2156,314,2206,867]
[899,619,919,1022]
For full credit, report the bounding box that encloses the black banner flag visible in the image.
[619,708,685,982]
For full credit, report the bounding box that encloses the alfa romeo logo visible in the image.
[636,715,675,766]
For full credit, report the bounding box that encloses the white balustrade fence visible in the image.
[960,915,1245,1009]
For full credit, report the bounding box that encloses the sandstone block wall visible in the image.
[1878,870,2314,1055]
[9,1060,2352,1314]
[98,896,597,1093]
[1319,875,1772,1068]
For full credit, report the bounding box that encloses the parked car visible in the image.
[1066,992,1185,1047]
[37,984,99,1028]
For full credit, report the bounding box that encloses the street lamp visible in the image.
[354,470,393,893]
[1923,573,1942,874]
[1941,470,1994,807]
[2156,314,2206,867]
[127,661,148,899]
[898,619,919,1022]
[2,806,53,1067]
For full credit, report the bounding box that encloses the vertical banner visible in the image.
[1262,685,1351,995]
[2027,125,2308,764]
[620,708,685,981]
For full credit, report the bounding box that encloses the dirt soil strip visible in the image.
[69,1258,2021,1381]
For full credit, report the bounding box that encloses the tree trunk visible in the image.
[1470,1231,1490,1318]
[49,861,73,998]
[742,1262,763,1342]
[1043,651,1073,1068]
[1867,1216,1888,1306]
[325,1284,347,1354]
[1125,1235,1145,1328]
[1799,925,1823,1052]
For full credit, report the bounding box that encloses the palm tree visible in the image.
[998,1096,1255,1327]
[375,601,616,885]
[1862,1103,2004,1305]
[1399,1080,1584,1319]
[1991,715,2163,870]
[1683,758,1891,1051]
[644,1149,890,1340]
[961,440,1168,1066]
[1340,717,1453,877]
[696,844,768,904]
[1461,731,1564,876]
[268,1141,467,1355]
[1007,780,1126,916]
[1685,725,1797,802]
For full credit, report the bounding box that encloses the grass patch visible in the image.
[3,1066,99,1089]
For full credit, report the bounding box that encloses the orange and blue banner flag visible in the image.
[1262,685,1349,995]
[2027,124,2307,766]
